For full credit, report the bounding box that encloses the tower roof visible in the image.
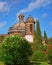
[13,22,25,27]
[18,13,24,17]
[26,15,35,23]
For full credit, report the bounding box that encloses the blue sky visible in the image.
[0,0,52,38]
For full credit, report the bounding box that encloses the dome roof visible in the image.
[26,15,35,23]
[13,22,25,27]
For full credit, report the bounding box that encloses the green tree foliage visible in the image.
[48,49,52,63]
[35,20,42,43]
[0,35,5,43]
[0,43,5,61]
[44,30,48,43]
[0,35,5,61]
[48,38,52,44]
[33,50,45,62]
[2,35,32,65]
[39,62,50,65]
[33,20,42,50]
[41,45,48,51]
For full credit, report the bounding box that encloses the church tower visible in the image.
[25,15,35,42]
[25,15,35,35]
[18,13,24,22]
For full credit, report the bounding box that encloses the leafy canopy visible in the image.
[33,20,42,50]
[2,35,32,65]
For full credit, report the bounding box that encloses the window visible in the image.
[30,24,32,33]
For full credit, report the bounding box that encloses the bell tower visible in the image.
[25,15,35,43]
[25,15,35,35]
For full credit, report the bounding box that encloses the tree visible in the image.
[33,20,42,50]
[0,35,5,43]
[44,30,48,43]
[41,45,48,51]
[2,35,32,65]
[33,50,45,62]
[48,38,52,44]
[48,49,52,64]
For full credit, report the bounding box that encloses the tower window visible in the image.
[30,24,32,33]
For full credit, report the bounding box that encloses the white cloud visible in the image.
[0,21,6,28]
[17,0,52,15]
[41,13,48,18]
[0,1,10,13]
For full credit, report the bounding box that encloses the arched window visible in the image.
[30,24,32,33]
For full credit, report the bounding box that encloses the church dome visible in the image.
[26,15,35,23]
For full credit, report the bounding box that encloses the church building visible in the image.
[8,13,35,43]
